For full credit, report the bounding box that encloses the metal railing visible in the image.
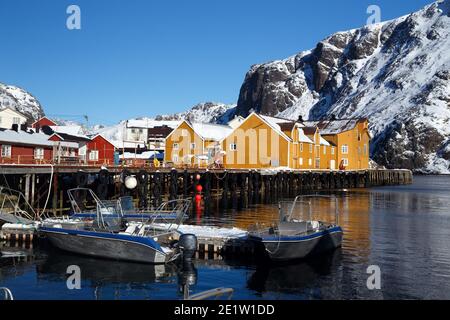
[0,288,14,300]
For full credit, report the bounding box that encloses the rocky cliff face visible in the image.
[0,83,44,121]
[236,0,450,173]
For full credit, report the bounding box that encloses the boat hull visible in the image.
[39,227,169,264]
[251,227,343,261]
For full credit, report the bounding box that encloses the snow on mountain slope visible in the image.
[236,0,450,173]
[156,102,236,124]
[0,83,44,120]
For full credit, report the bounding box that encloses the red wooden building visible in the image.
[85,134,116,165]
[0,128,55,164]
[31,117,58,130]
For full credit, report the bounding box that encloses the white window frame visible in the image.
[172,154,179,163]
[173,143,179,150]
[190,143,196,150]
[342,158,349,166]
[323,146,326,155]
[34,147,44,160]
[230,143,237,151]
[331,147,335,155]
[300,143,303,152]
[1,145,12,158]
[309,144,313,153]
[341,145,349,154]
[308,158,312,166]
[299,157,303,165]
[89,150,99,161]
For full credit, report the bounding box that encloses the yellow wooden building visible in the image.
[164,113,370,171]
[302,119,370,170]
[164,120,233,168]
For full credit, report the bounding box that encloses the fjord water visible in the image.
[1,175,450,300]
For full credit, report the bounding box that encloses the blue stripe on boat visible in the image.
[39,226,165,254]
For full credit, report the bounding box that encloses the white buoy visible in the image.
[125,176,138,189]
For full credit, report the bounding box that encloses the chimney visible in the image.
[11,124,19,132]
[297,115,304,123]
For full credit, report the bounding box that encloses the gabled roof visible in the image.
[257,114,292,142]
[0,107,27,118]
[31,116,57,126]
[166,119,233,142]
[302,126,318,136]
[303,118,368,135]
[0,129,54,147]
[88,133,116,147]
[191,122,233,141]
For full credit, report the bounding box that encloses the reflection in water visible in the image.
[247,249,342,295]
[2,176,450,299]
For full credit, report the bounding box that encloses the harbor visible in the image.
[1,175,450,300]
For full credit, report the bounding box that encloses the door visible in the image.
[330,160,336,170]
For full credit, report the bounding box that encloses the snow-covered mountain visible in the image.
[236,0,450,173]
[156,102,236,124]
[0,83,44,121]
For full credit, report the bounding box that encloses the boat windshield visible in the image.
[0,187,37,223]
[279,195,340,225]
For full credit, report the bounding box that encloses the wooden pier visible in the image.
[0,165,413,216]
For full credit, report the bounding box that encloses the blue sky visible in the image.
[0,0,432,125]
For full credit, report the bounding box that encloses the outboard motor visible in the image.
[178,234,197,261]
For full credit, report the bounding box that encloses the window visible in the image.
[131,129,136,134]
[342,158,349,166]
[190,143,196,150]
[331,147,335,155]
[315,146,320,154]
[341,145,349,154]
[139,129,143,134]
[1,145,12,157]
[299,157,303,166]
[89,150,99,161]
[323,146,326,155]
[315,158,320,169]
[364,144,368,155]
[34,148,44,160]
[172,154,179,163]
[308,158,312,166]
[300,143,303,152]
[173,143,179,150]
[309,144,313,153]
[230,143,237,151]
[358,147,361,155]
[13,117,21,125]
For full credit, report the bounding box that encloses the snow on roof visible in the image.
[298,128,314,144]
[0,129,55,147]
[303,119,363,135]
[319,136,331,146]
[126,119,181,129]
[121,151,159,159]
[50,125,84,137]
[114,141,147,149]
[258,114,292,141]
[191,122,233,141]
